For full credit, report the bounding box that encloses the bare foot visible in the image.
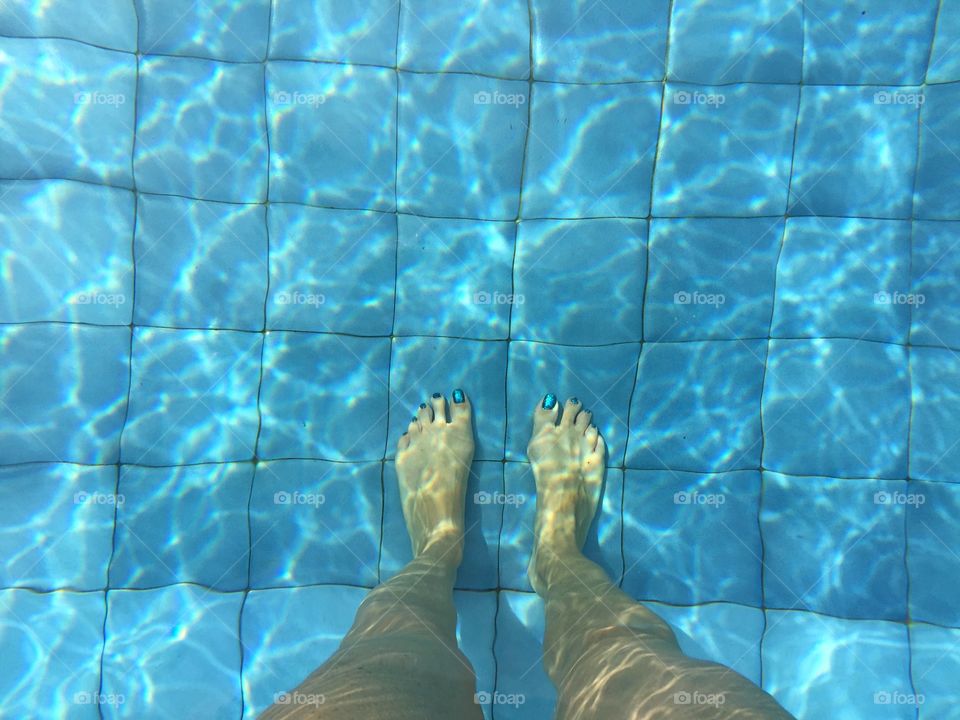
[395,389,475,564]
[527,395,605,594]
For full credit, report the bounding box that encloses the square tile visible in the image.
[771,218,912,343]
[667,0,802,83]
[911,623,960,719]
[653,83,798,216]
[134,194,267,330]
[512,219,647,344]
[911,221,960,347]
[0,463,116,590]
[111,463,253,590]
[0,0,136,50]
[907,480,960,626]
[0,38,135,186]
[927,0,960,82]
[397,72,527,220]
[398,0,529,77]
[914,82,960,219]
[645,218,782,341]
[266,62,396,210]
[103,586,243,719]
[530,0,669,82]
[136,0,270,61]
[242,585,366,718]
[387,338,508,461]
[761,472,907,620]
[395,215,516,339]
[521,83,661,218]
[258,333,390,461]
[789,85,919,218]
[763,611,913,720]
[269,0,399,66]
[494,591,556,719]
[802,0,938,84]
[506,341,639,465]
[0,324,129,464]
[135,55,267,202]
[622,470,762,606]
[0,589,104,718]
[267,204,395,334]
[762,339,910,478]
[0,180,134,324]
[909,347,960,483]
[121,327,262,465]
[250,460,381,587]
[625,340,766,472]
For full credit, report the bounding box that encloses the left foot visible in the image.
[396,390,475,562]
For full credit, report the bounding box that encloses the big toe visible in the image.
[449,388,472,424]
[532,393,559,434]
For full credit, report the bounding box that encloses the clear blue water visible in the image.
[1,0,959,718]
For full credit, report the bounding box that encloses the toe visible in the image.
[533,393,559,433]
[560,397,581,427]
[592,433,607,461]
[450,388,471,423]
[585,423,599,450]
[430,392,448,423]
[416,402,433,424]
[575,408,593,431]
[398,432,411,450]
[408,415,421,434]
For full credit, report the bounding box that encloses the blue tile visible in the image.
[645,218,782,341]
[512,219,646,344]
[395,215,516,339]
[0,324,129,464]
[771,218,912,343]
[250,459,381,587]
[136,0,269,61]
[667,0,802,83]
[266,62,396,210]
[454,589,498,716]
[121,328,262,465]
[928,0,960,82]
[625,340,766,471]
[762,339,910,478]
[530,0,669,82]
[0,180,134,324]
[500,462,623,592]
[0,464,115,590]
[267,204,395,334]
[111,463,253,590]
[397,73,527,220]
[521,83,661,218]
[134,195,267,330]
[135,56,267,202]
[911,623,960,720]
[653,83,798,216]
[242,585,366,718]
[269,0,399,66]
[0,0,136,50]
[789,86,919,218]
[258,333,389,461]
[644,601,765,685]
[103,586,243,719]
[803,0,938,84]
[387,337,507,461]
[0,589,104,718]
[910,347,960,483]
[398,0,529,77]
[506,341,638,465]
[622,470,762,606]
[911,221,960,348]
[763,611,913,720]
[914,83,960,219]
[761,472,907,620]
[907,481,960,626]
[0,38,135,186]
[494,591,556,719]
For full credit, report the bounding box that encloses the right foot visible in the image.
[527,395,606,594]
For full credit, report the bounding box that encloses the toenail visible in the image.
[432,392,442,398]
[542,393,557,410]
[452,388,465,404]
[570,397,579,404]
[412,415,418,422]
[419,403,427,409]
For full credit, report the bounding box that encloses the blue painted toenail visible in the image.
[412,416,418,422]
[432,392,442,398]
[419,403,427,409]
[570,397,579,404]
[542,393,557,410]
[452,388,465,404]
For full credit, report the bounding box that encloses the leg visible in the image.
[260,390,483,720]
[528,396,795,720]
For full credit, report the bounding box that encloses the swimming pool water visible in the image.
[1,0,959,718]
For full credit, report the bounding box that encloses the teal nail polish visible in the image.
[419,403,427,409]
[412,416,418,422]
[452,388,465,404]
[432,392,442,398]
[570,397,579,404]
[542,393,557,410]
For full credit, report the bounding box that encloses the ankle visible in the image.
[416,528,464,567]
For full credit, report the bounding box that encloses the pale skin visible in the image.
[260,391,795,719]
